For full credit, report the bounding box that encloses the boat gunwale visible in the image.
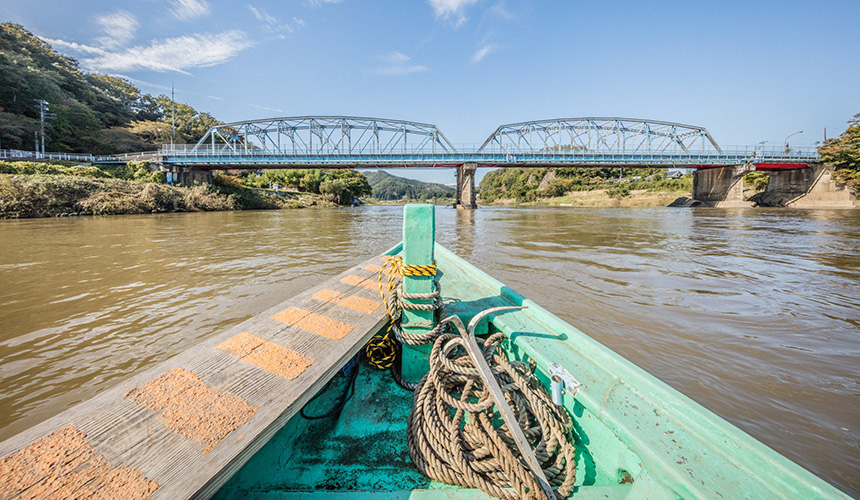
[429,242,849,500]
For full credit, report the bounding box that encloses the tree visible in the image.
[0,23,223,153]
[319,170,372,205]
[154,96,220,143]
[818,113,860,194]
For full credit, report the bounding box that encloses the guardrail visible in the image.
[0,145,819,168]
[160,143,819,159]
[0,149,120,162]
[156,144,819,168]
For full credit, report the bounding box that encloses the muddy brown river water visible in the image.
[0,206,858,496]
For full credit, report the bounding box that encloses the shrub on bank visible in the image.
[0,160,110,178]
[0,174,235,218]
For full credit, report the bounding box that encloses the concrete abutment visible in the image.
[691,164,859,208]
[750,166,859,208]
[156,164,212,186]
[692,164,753,207]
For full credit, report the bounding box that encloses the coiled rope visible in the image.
[365,256,447,388]
[407,332,577,499]
[366,254,577,498]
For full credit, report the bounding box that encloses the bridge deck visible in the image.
[0,256,391,499]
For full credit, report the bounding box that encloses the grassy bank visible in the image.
[0,166,332,218]
[480,188,692,208]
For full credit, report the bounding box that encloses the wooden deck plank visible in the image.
[0,256,392,500]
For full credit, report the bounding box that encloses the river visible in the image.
[0,206,858,497]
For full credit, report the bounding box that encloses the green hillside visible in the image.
[365,170,455,201]
[479,167,692,203]
[0,22,217,154]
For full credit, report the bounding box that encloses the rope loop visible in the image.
[365,255,446,379]
[407,331,577,499]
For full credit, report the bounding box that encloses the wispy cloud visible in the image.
[471,44,497,62]
[110,74,175,92]
[44,37,106,55]
[427,0,480,27]
[170,0,210,20]
[368,52,429,76]
[95,11,138,49]
[62,31,254,74]
[487,1,515,20]
[248,5,278,25]
[247,5,303,38]
[306,0,344,6]
[207,95,224,101]
[250,104,285,113]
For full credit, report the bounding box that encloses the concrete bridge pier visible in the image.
[692,164,754,207]
[456,163,478,209]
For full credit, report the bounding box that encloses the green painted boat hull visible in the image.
[215,240,848,499]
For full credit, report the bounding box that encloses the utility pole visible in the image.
[34,99,49,155]
[33,99,54,156]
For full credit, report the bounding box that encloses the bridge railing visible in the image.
[160,143,819,161]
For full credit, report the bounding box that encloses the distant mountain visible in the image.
[365,170,455,201]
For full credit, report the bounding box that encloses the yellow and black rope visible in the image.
[365,256,439,370]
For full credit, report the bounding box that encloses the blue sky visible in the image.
[3,0,858,183]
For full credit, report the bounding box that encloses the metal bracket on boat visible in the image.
[549,362,582,400]
[443,307,556,500]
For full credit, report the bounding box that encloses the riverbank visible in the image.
[480,188,691,208]
[0,173,332,218]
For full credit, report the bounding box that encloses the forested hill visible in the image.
[365,170,455,201]
[0,22,218,154]
[479,167,691,203]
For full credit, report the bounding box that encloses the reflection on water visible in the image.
[0,206,858,496]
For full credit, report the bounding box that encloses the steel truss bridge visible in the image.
[106,116,818,170]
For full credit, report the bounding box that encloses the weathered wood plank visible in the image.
[0,255,393,500]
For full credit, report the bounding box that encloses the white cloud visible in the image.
[79,31,253,74]
[207,95,224,101]
[471,44,497,62]
[307,0,344,6]
[248,5,278,25]
[369,52,429,76]
[95,11,138,49]
[487,1,515,20]
[384,52,411,64]
[427,0,480,26]
[110,74,175,92]
[247,5,303,38]
[250,104,285,113]
[170,0,210,20]
[43,37,107,56]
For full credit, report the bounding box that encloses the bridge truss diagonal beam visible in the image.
[188,116,457,157]
[144,115,819,169]
[478,117,723,155]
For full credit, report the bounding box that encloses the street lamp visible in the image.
[784,130,803,152]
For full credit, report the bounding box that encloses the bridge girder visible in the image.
[479,117,722,154]
[191,116,456,156]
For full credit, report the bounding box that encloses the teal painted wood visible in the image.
[401,204,435,334]
[212,237,849,499]
[432,243,850,500]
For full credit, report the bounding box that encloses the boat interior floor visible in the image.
[214,359,633,500]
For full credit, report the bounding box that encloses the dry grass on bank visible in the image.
[0,174,323,218]
[482,190,691,208]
